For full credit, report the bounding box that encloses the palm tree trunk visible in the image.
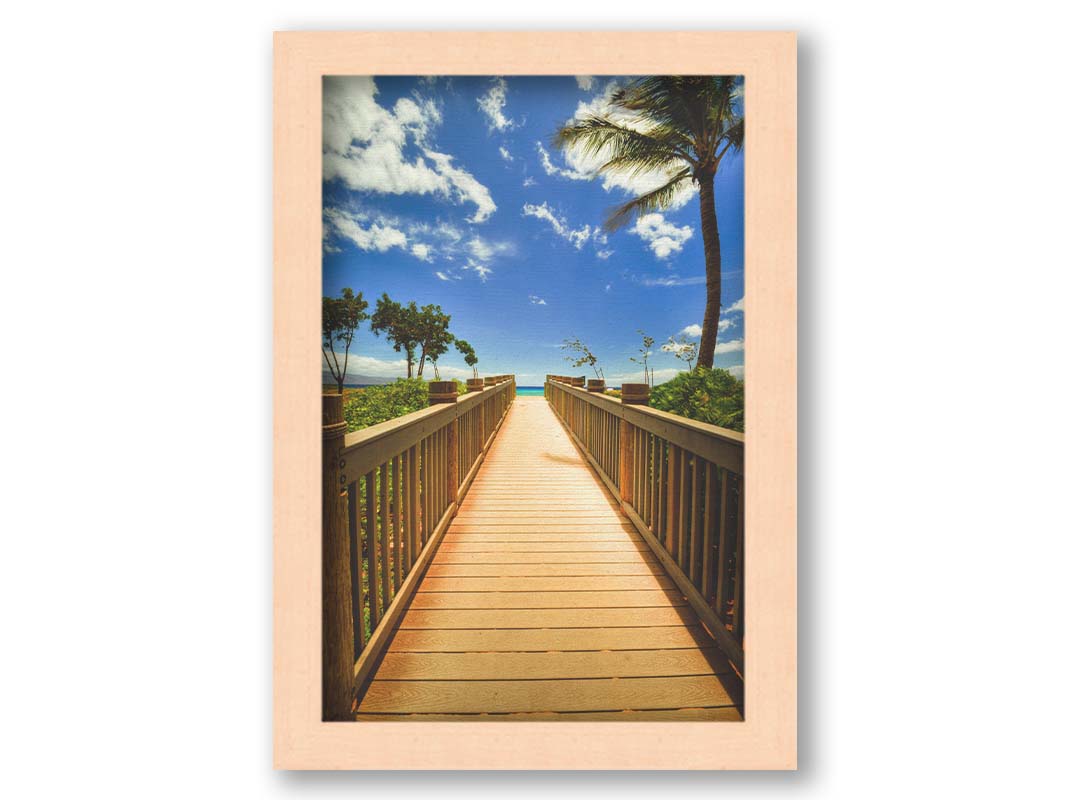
[696,174,722,368]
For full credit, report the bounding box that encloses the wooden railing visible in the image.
[545,377,745,673]
[321,376,516,719]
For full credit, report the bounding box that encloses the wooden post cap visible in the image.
[587,379,606,393]
[428,380,458,404]
[466,378,485,391]
[621,383,651,405]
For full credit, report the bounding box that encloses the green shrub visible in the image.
[343,377,470,431]
[650,367,744,432]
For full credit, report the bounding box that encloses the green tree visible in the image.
[425,331,454,379]
[370,294,420,378]
[322,287,369,394]
[629,329,656,386]
[454,339,478,379]
[414,304,452,378]
[662,334,697,371]
[561,337,604,380]
[555,77,744,367]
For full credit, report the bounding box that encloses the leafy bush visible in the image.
[343,377,468,431]
[650,367,744,432]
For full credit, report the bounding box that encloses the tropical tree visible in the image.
[662,334,697,371]
[454,339,479,379]
[554,76,744,367]
[561,337,604,381]
[370,294,420,378]
[414,304,452,378]
[629,329,656,386]
[425,331,454,380]
[322,287,369,394]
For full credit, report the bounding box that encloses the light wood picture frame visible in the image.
[274,30,796,770]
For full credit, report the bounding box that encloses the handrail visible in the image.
[321,377,516,719]
[544,378,745,674]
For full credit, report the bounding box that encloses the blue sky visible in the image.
[323,75,744,385]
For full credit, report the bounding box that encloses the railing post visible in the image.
[322,394,355,720]
[429,381,459,503]
[618,383,649,510]
[619,418,634,507]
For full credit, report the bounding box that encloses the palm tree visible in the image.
[555,77,744,367]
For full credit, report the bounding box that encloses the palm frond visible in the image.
[603,168,694,232]
[554,116,695,168]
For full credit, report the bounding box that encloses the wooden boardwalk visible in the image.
[356,396,743,720]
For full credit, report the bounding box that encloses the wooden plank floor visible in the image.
[356,396,743,721]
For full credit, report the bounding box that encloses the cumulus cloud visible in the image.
[536,141,589,181]
[521,201,604,251]
[679,319,733,338]
[715,338,745,355]
[727,365,745,378]
[499,146,514,162]
[725,295,744,314]
[630,213,693,259]
[410,243,433,261]
[323,208,408,253]
[477,77,513,132]
[322,76,495,223]
[575,75,596,91]
[529,295,547,305]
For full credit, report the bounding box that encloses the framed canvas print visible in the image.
[274,30,796,770]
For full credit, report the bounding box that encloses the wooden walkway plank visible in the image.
[356,397,742,720]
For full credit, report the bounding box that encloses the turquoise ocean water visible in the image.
[516,386,544,397]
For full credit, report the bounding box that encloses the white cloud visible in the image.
[463,260,492,281]
[715,338,744,355]
[323,208,408,253]
[529,295,547,305]
[322,76,495,223]
[522,176,536,188]
[477,77,513,133]
[434,271,453,281]
[727,365,744,378]
[679,319,732,338]
[324,351,467,380]
[630,213,693,259]
[604,283,612,292]
[596,250,614,260]
[640,275,704,287]
[536,141,590,181]
[575,75,596,91]
[522,201,603,251]
[551,80,699,209]
[423,150,497,223]
[725,295,744,314]
[410,243,433,261]
[499,146,514,162]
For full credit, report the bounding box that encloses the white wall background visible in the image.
[1,1,1064,794]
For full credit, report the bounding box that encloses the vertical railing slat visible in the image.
[366,469,381,629]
